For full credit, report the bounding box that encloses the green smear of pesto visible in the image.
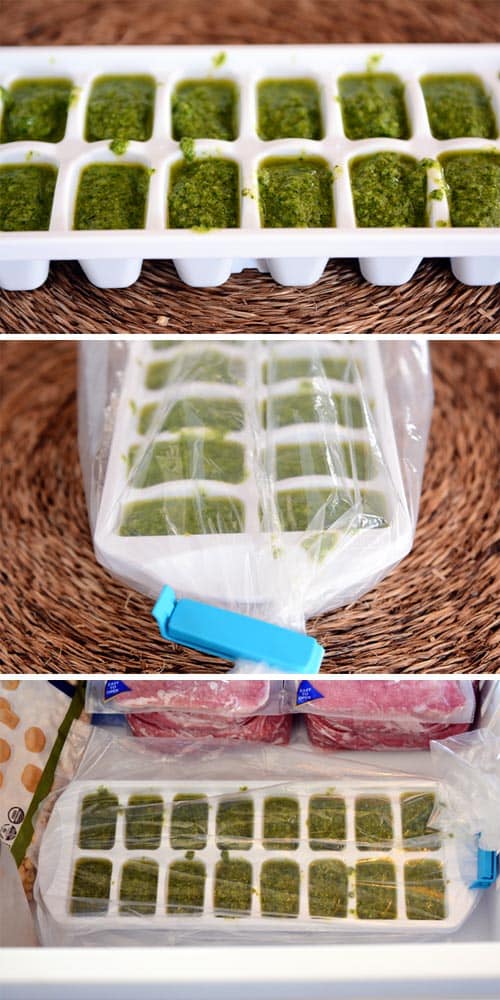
[309,860,348,917]
[71,858,112,916]
[274,440,376,481]
[125,795,164,850]
[138,397,244,435]
[85,75,155,143]
[172,80,237,140]
[79,788,119,850]
[120,494,244,536]
[214,858,253,914]
[356,860,397,919]
[0,164,56,231]
[350,153,427,227]
[168,157,239,229]
[405,859,446,919]
[308,795,346,851]
[338,73,409,140]
[421,74,496,140]
[212,52,227,69]
[258,157,333,228]
[129,437,245,487]
[263,797,299,850]
[440,151,500,227]
[216,798,254,850]
[276,487,387,532]
[170,795,209,850]
[119,858,159,916]
[1,78,72,143]
[263,356,357,384]
[261,860,300,917]
[145,350,245,388]
[401,792,440,851]
[167,860,206,914]
[301,530,339,560]
[257,79,322,140]
[355,796,393,851]
[263,390,366,429]
[74,164,149,230]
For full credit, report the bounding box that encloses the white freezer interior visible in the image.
[1,680,499,999]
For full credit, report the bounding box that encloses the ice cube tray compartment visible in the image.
[37,778,475,934]
[0,45,498,290]
[93,340,413,611]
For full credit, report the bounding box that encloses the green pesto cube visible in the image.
[167,860,206,914]
[421,75,496,140]
[401,792,440,851]
[274,441,376,482]
[125,795,164,850]
[216,797,254,850]
[168,158,239,229]
[1,78,72,143]
[356,859,397,919]
[308,795,346,851]
[128,437,246,487]
[214,858,253,914]
[258,157,333,228]
[74,164,149,229]
[78,788,119,851]
[71,858,112,916]
[169,795,209,850]
[275,488,387,533]
[405,859,446,920]
[119,858,159,916]
[355,796,393,850]
[350,153,427,227]
[145,350,245,389]
[137,397,245,435]
[440,152,500,227]
[263,797,300,850]
[119,494,244,536]
[0,164,57,231]
[338,73,409,140]
[262,390,366,429]
[172,80,238,140]
[85,75,155,144]
[260,860,300,917]
[262,357,357,384]
[257,79,322,140]
[309,860,348,917]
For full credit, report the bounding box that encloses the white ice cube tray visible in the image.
[0,44,498,291]
[36,777,476,936]
[94,340,412,612]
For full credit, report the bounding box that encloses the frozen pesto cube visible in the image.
[119,494,244,536]
[274,441,375,482]
[0,164,57,231]
[125,795,164,850]
[421,74,496,140]
[79,788,119,850]
[405,859,446,920]
[168,158,239,229]
[119,858,159,915]
[263,797,300,850]
[74,164,149,229]
[261,860,300,917]
[85,75,156,142]
[338,73,409,140]
[355,796,393,850]
[214,858,253,914]
[308,795,346,851]
[1,77,72,143]
[356,859,397,919]
[262,356,357,384]
[258,157,333,228]
[216,797,254,850]
[172,80,238,140]
[401,792,440,850]
[257,79,323,140]
[440,151,500,227]
[170,794,209,850]
[145,350,245,389]
[128,437,246,487]
[309,860,348,917]
[167,860,206,914]
[71,857,112,916]
[350,152,427,227]
[262,390,365,429]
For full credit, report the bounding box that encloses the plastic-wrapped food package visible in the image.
[79,340,432,670]
[297,679,476,751]
[34,728,482,947]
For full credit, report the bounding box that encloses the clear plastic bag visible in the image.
[79,340,432,654]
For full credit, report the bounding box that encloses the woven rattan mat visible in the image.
[0,0,499,335]
[1,338,499,675]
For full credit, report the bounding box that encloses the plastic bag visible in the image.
[34,725,479,947]
[294,679,476,750]
[78,340,432,668]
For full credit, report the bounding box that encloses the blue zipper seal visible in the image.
[470,836,499,889]
[152,585,324,674]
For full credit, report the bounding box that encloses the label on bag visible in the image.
[296,680,324,705]
[104,680,132,701]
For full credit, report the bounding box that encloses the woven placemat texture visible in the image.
[1,339,498,675]
[0,0,499,335]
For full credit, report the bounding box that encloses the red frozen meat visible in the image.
[128,711,292,744]
[301,679,475,751]
[108,679,271,714]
